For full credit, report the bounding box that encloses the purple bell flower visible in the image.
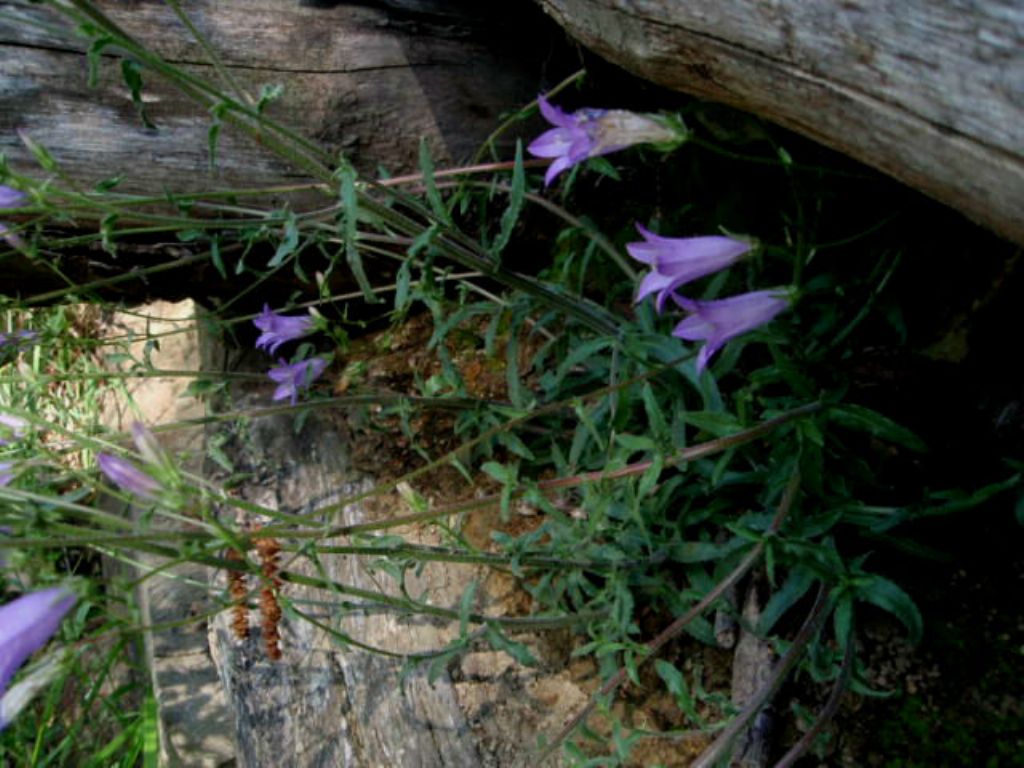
[672,289,792,373]
[253,304,315,355]
[628,224,753,312]
[0,588,76,708]
[0,186,24,210]
[0,413,28,447]
[0,185,27,250]
[268,357,328,405]
[97,453,162,502]
[527,96,682,186]
[0,461,13,487]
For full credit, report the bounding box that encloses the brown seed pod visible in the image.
[254,536,283,661]
[225,548,249,640]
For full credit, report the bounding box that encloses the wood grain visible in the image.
[537,0,1024,244]
[0,0,540,197]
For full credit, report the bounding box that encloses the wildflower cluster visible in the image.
[530,95,793,372]
[251,305,327,405]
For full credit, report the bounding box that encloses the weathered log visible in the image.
[0,0,545,194]
[536,0,1024,245]
[0,0,562,302]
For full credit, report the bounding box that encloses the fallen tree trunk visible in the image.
[0,0,543,194]
[1,0,555,302]
[537,0,1024,245]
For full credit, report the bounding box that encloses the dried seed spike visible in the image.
[254,535,283,661]
[225,548,249,640]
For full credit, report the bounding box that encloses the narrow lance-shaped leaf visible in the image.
[121,59,156,129]
[338,163,380,303]
[491,140,525,260]
[418,138,451,225]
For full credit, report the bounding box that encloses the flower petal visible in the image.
[0,588,76,697]
[527,128,573,158]
[537,95,575,129]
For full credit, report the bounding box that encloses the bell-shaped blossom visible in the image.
[672,289,792,373]
[0,413,28,447]
[527,96,683,186]
[253,304,315,355]
[0,648,66,731]
[97,453,162,502]
[0,461,13,487]
[0,185,27,250]
[0,186,24,210]
[0,330,39,349]
[268,357,328,405]
[628,224,752,312]
[0,588,76,709]
[130,421,166,469]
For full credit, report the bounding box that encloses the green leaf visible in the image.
[584,155,621,181]
[830,404,927,452]
[18,132,58,172]
[100,213,118,256]
[858,575,922,643]
[485,625,538,666]
[458,581,477,639]
[121,59,155,129]
[759,566,818,634]
[637,454,663,498]
[418,138,451,225]
[93,175,123,192]
[256,83,284,114]
[267,211,299,268]
[654,660,701,724]
[670,538,745,563]
[641,382,670,445]
[338,162,380,302]
[208,102,227,171]
[210,236,226,279]
[683,410,743,437]
[833,596,854,654]
[85,34,113,88]
[554,338,613,384]
[394,260,412,312]
[614,434,656,453]
[491,140,525,259]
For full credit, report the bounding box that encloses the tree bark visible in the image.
[1,0,557,303]
[0,0,544,195]
[536,0,1024,245]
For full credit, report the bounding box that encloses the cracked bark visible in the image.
[0,0,549,198]
[536,0,1024,245]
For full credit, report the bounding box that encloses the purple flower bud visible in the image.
[527,96,683,186]
[253,304,315,355]
[628,224,753,312]
[0,588,76,706]
[0,330,39,357]
[97,453,162,501]
[671,289,792,373]
[0,461,13,487]
[268,357,328,405]
[0,186,25,210]
[0,186,27,251]
[0,413,28,447]
[130,421,165,468]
